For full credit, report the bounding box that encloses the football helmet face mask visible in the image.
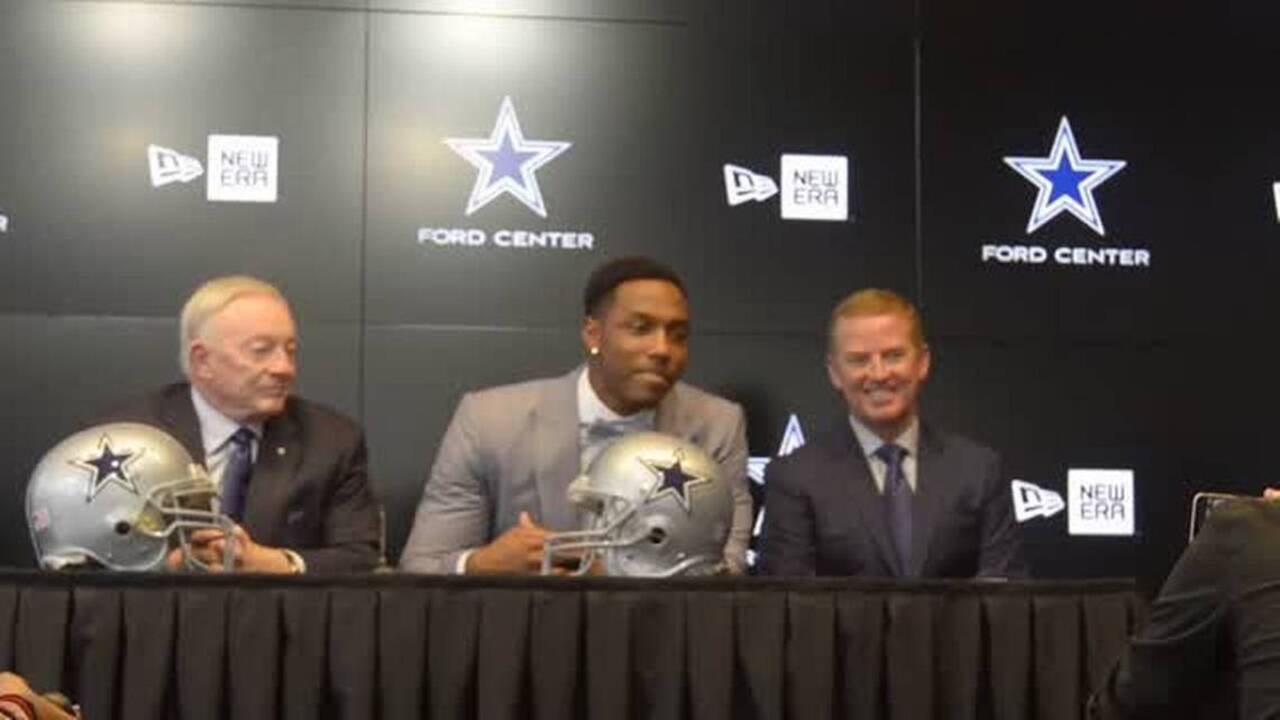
[543,431,733,577]
[26,422,236,572]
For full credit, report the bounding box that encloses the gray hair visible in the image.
[178,275,286,375]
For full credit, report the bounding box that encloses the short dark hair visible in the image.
[582,256,686,316]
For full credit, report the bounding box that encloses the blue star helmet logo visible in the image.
[71,434,142,500]
[641,449,709,514]
[1003,116,1126,236]
[444,96,572,218]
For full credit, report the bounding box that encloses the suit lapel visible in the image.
[244,404,303,538]
[908,423,946,577]
[530,369,583,531]
[157,384,205,462]
[654,383,685,436]
[829,423,902,575]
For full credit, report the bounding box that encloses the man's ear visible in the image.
[825,355,842,391]
[581,315,602,356]
[187,341,211,379]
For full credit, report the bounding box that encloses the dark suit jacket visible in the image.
[758,417,1028,578]
[100,383,382,573]
[1089,499,1280,720]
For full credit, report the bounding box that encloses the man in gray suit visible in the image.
[399,257,751,575]
[758,288,1027,578]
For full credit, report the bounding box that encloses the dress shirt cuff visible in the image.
[455,549,475,575]
[283,549,307,574]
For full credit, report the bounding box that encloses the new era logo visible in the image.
[207,134,279,203]
[1010,480,1064,522]
[148,144,204,187]
[780,154,849,221]
[723,164,778,206]
[1067,468,1135,536]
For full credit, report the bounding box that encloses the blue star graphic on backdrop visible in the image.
[746,414,808,565]
[1003,116,1126,236]
[641,452,708,513]
[444,96,572,218]
[71,435,141,500]
[747,414,807,485]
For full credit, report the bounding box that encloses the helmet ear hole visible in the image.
[114,520,131,535]
[647,526,667,545]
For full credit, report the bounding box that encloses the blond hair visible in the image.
[829,288,925,351]
[178,275,286,375]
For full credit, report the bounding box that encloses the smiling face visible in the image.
[827,311,930,441]
[187,293,297,424]
[582,279,690,416]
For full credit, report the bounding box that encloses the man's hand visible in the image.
[0,672,76,720]
[465,512,555,575]
[1265,489,1280,501]
[165,525,296,573]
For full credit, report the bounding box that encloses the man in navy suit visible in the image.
[758,288,1027,578]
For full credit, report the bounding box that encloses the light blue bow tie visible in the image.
[581,416,650,442]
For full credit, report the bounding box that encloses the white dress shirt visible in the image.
[848,415,920,494]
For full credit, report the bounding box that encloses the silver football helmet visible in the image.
[543,431,733,577]
[26,422,235,571]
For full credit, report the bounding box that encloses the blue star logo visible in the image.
[71,434,142,500]
[747,415,807,562]
[445,96,572,218]
[747,414,806,485]
[641,450,708,513]
[1003,116,1126,236]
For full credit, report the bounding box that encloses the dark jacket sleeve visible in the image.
[1087,501,1255,719]
[757,455,817,576]
[975,450,1030,579]
[295,426,382,574]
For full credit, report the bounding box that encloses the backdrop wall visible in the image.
[2,0,1274,590]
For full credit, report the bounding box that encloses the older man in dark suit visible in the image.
[758,288,1026,578]
[102,275,381,574]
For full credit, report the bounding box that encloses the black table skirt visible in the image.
[0,572,1140,720]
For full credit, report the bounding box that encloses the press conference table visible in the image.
[0,571,1140,720]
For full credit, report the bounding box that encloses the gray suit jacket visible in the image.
[398,368,751,574]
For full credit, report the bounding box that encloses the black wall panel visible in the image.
[3,0,1276,589]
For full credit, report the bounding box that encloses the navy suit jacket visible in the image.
[100,383,382,573]
[758,417,1028,578]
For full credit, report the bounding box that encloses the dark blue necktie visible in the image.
[875,443,912,576]
[221,427,256,522]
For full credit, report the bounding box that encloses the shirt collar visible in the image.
[848,414,919,459]
[190,385,262,455]
[576,367,655,428]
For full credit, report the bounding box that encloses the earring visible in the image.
[589,346,600,356]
